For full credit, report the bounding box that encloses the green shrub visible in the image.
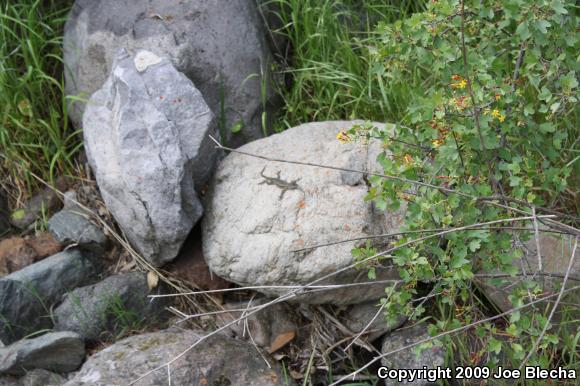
[341,0,578,371]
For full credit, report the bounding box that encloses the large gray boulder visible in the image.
[0,332,85,376]
[54,272,169,343]
[83,49,214,266]
[0,249,102,344]
[203,121,405,304]
[64,0,276,146]
[64,328,290,386]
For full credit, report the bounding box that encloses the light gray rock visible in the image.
[64,328,290,386]
[54,272,169,343]
[64,0,276,146]
[342,301,406,342]
[48,209,108,254]
[202,121,405,304]
[83,49,214,266]
[0,249,102,344]
[381,324,445,386]
[0,332,84,376]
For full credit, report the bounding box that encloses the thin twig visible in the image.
[531,206,544,285]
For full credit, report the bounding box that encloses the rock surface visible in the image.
[0,249,101,344]
[381,324,445,386]
[64,0,276,146]
[0,332,84,376]
[48,209,107,254]
[64,328,289,386]
[0,369,68,386]
[203,121,405,304]
[54,272,169,342]
[83,49,214,266]
[342,301,406,342]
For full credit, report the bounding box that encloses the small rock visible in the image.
[9,177,68,229]
[0,238,37,277]
[216,298,297,353]
[54,272,169,342]
[381,323,445,386]
[342,301,406,342]
[83,49,215,266]
[0,249,102,344]
[64,328,289,386]
[62,190,80,211]
[48,209,107,254]
[167,229,231,292]
[0,332,84,376]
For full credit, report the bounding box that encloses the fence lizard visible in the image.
[259,166,302,199]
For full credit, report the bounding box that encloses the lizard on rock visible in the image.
[259,167,302,199]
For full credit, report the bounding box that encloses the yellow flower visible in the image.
[403,154,414,164]
[490,109,505,122]
[450,75,467,89]
[336,131,351,143]
[432,139,444,147]
[450,79,467,89]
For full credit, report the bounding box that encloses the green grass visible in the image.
[266,0,427,131]
[0,0,79,200]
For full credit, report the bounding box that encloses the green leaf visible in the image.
[488,337,502,355]
[535,20,551,34]
[551,0,568,14]
[539,122,555,133]
[468,239,481,252]
[516,22,531,40]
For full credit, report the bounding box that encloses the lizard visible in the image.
[259,166,302,199]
